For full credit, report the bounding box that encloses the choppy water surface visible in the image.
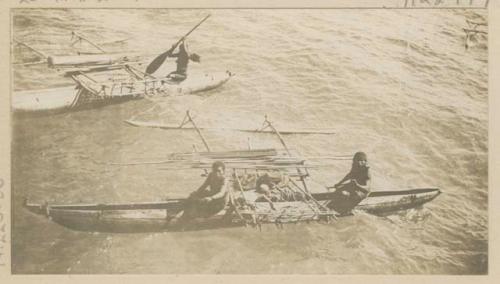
[11,9,487,274]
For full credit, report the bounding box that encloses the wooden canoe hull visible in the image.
[24,188,440,233]
[26,201,240,233]
[12,71,233,113]
[313,187,441,215]
[12,86,81,113]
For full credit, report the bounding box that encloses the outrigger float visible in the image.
[13,14,233,113]
[24,112,441,233]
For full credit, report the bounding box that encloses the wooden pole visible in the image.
[123,119,335,135]
[126,64,156,79]
[124,65,146,80]
[71,31,106,53]
[13,60,46,66]
[289,179,335,219]
[145,14,211,75]
[13,38,47,58]
[178,113,189,128]
[185,111,211,152]
[262,116,292,155]
[227,187,246,224]
[233,169,248,201]
[77,71,97,83]
[261,116,311,192]
[70,75,99,95]
[101,37,132,45]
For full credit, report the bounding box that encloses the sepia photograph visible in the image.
[10,4,488,275]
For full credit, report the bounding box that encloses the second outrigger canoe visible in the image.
[13,69,233,113]
[24,187,440,233]
[13,14,233,114]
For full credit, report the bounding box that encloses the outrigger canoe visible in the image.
[13,14,233,113]
[13,69,233,113]
[24,187,440,233]
[23,116,441,233]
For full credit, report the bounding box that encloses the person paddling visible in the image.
[331,151,371,214]
[145,15,209,76]
[166,40,200,81]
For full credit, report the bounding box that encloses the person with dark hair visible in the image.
[331,152,371,214]
[179,161,229,222]
[254,173,305,203]
[167,40,201,81]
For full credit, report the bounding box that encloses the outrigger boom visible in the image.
[122,110,342,223]
[121,111,339,178]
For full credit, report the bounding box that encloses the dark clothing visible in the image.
[183,198,227,218]
[168,43,190,80]
[342,167,370,186]
[255,173,287,191]
[183,172,229,219]
[190,172,227,199]
[167,51,189,82]
[255,174,274,192]
[171,52,189,75]
[167,71,187,82]
[331,167,371,214]
[327,182,367,214]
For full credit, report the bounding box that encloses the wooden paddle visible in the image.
[145,14,211,75]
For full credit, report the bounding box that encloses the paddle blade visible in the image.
[145,51,170,75]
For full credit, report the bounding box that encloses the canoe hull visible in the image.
[12,86,81,113]
[13,71,233,113]
[312,187,441,215]
[26,201,238,233]
[25,188,440,233]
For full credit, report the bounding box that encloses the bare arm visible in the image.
[335,172,352,187]
[353,171,371,194]
[196,174,211,192]
[259,194,276,210]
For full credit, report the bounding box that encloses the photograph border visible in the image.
[1,0,498,282]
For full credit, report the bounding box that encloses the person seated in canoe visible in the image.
[331,151,371,214]
[179,161,229,222]
[255,174,277,198]
[166,40,201,82]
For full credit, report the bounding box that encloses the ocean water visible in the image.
[11,9,488,274]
